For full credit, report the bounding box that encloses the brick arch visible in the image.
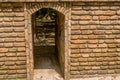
[25,3,71,80]
[27,2,70,16]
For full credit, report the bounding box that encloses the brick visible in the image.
[79,35,88,39]
[99,16,110,20]
[16,61,26,65]
[115,69,120,73]
[6,53,16,57]
[70,44,79,49]
[8,70,16,74]
[14,17,25,21]
[93,30,104,35]
[79,44,87,49]
[84,66,91,70]
[71,26,80,30]
[71,35,79,40]
[14,12,24,17]
[17,70,27,74]
[7,74,17,79]
[79,58,88,62]
[17,47,25,52]
[71,40,87,44]
[0,53,5,57]
[70,54,80,58]
[88,58,96,62]
[71,62,79,66]
[6,57,17,61]
[88,40,98,44]
[81,30,93,35]
[71,30,81,35]
[108,44,116,48]
[94,11,116,15]
[101,66,108,70]
[4,43,13,48]
[70,71,80,75]
[71,49,79,53]
[13,22,25,27]
[92,16,99,20]
[79,21,89,25]
[3,17,13,22]
[17,52,26,57]
[5,61,15,66]
[17,57,26,61]
[14,42,25,47]
[114,26,120,29]
[16,65,26,69]
[0,48,8,53]
[71,58,79,62]
[0,70,7,75]
[72,11,88,15]
[98,70,108,74]
[4,38,15,42]
[70,66,78,71]
[89,21,99,25]
[93,49,101,52]
[88,35,97,39]
[80,49,92,53]
[92,66,100,70]
[109,62,116,65]
[17,74,27,78]
[7,65,16,70]
[87,44,97,48]
[81,54,89,58]
[96,57,104,62]
[72,15,92,20]
[98,44,107,48]
[80,62,88,66]
[108,70,115,74]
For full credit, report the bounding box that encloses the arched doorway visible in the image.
[25,3,71,80]
[32,8,65,80]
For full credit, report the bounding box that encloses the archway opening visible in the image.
[32,8,65,80]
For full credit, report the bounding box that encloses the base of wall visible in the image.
[70,76,120,80]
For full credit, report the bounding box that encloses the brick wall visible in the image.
[70,2,120,79]
[0,3,27,80]
[0,2,120,80]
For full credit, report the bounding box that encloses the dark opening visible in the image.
[32,8,65,80]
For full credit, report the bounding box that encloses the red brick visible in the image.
[0,48,8,53]
[70,54,80,58]
[71,40,87,44]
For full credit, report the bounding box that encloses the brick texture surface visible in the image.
[0,3,26,80]
[70,2,120,78]
[0,2,120,80]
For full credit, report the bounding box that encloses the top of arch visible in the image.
[0,0,120,2]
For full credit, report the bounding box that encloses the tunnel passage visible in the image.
[32,8,65,80]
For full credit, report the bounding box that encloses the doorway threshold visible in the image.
[34,55,64,80]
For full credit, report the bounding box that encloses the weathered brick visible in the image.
[70,54,80,58]
[71,62,79,66]
[71,40,87,44]
[16,61,26,65]
[0,48,8,53]
[17,70,27,74]
[92,66,100,70]
[14,42,25,47]
[8,70,17,74]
